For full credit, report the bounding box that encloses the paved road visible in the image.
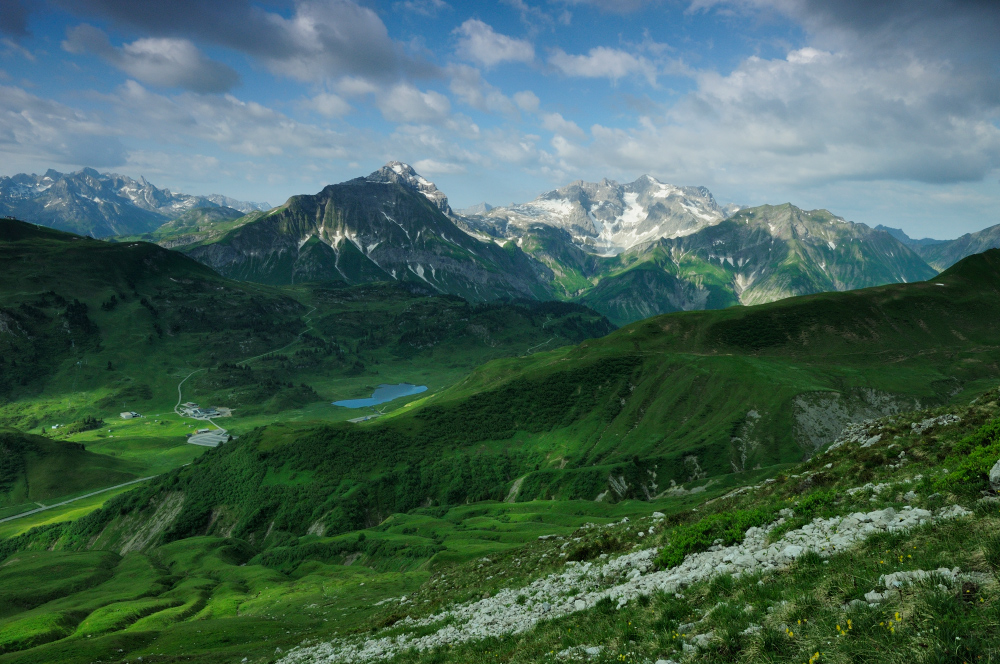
[0,476,155,524]
[187,429,229,447]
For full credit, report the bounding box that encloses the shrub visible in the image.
[934,418,1000,495]
[657,506,775,569]
[66,416,103,434]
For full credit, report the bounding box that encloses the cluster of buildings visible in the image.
[179,402,230,419]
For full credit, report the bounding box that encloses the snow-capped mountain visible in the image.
[203,194,271,214]
[145,162,944,326]
[456,202,493,216]
[478,175,730,255]
[0,168,270,237]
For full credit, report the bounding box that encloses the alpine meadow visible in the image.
[2,2,1000,664]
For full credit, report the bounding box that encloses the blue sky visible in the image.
[1,0,998,238]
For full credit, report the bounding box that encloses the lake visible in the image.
[332,383,428,408]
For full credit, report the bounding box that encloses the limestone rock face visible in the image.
[989,458,1000,491]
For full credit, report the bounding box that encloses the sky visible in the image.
[0,1,998,239]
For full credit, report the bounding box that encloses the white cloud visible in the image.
[483,127,541,164]
[549,47,1000,194]
[513,90,540,112]
[448,65,517,115]
[63,25,240,93]
[2,36,34,61]
[337,76,380,97]
[395,0,449,16]
[59,0,433,83]
[541,112,585,139]
[412,158,465,174]
[453,19,534,68]
[376,83,451,124]
[108,80,358,160]
[0,84,126,169]
[549,46,657,84]
[302,92,352,117]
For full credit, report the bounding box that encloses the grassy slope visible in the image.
[0,388,996,662]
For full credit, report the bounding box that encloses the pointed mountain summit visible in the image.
[365,161,453,216]
[182,163,549,300]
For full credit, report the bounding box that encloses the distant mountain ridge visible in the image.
[912,223,1000,271]
[874,223,1000,272]
[874,224,948,248]
[558,204,936,323]
[0,168,270,237]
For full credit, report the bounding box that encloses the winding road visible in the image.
[172,304,320,446]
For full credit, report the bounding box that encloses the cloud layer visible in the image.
[0,0,997,235]
[63,25,240,93]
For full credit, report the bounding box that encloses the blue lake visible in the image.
[332,383,428,408]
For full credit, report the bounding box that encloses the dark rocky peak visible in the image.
[366,161,452,216]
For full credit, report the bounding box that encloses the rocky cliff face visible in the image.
[185,167,551,300]
[478,175,728,255]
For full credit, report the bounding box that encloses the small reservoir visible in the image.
[333,383,428,408]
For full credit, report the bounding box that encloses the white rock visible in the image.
[861,434,882,448]
[781,545,804,560]
[990,459,1000,491]
[277,498,973,664]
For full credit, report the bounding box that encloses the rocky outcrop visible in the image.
[279,504,971,663]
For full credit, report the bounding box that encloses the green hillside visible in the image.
[0,217,609,426]
[0,428,142,508]
[120,205,254,249]
[2,220,999,664]
[0,218,307,423]
[26,249,1000,557]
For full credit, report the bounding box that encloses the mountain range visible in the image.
[460,175,737,255]
[148,164,945,324]
[4,163,999,325]
[0,168,269,238]
[178,162,549,300]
